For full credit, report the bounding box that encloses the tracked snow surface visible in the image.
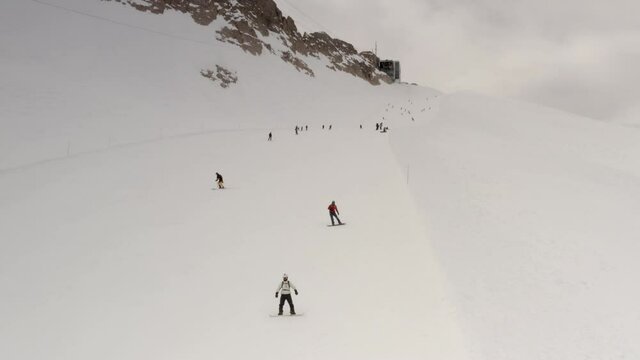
[1,1,640,360]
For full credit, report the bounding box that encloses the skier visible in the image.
[275,273,298,315]
[215,172,224,189]
[268,132,272,141]
[328,200,342,225]
[295,126,298,135]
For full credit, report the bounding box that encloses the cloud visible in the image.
[516,32,640,121]
[275,0,640,122]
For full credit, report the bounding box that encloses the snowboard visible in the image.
[327,223,346,227]
[269,313,304,317]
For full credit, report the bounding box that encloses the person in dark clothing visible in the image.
[215,172,224,189]
[328,201,342,225]
[275,273,298,315]
[268,132,272,141]
[329,125,332,130]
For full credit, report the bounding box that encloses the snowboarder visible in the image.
[329,125,332,130]
[275,273,298,315]
[215,172,224,189]
[328,201,342,225]
[295,126,299,135]
[268,132,272,141]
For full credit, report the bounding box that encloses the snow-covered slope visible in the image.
[391,92,640,359]
[2,1,640,360]
[0,0,389,171]
[1,121,471,360]
[1,1,466,359]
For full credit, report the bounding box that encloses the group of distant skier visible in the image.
[293,125,334,135]
[267,122,387,140]
[375,122,388,132]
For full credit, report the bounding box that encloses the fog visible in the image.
[276,0,640,122]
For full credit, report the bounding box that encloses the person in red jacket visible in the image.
[328,201,342,225]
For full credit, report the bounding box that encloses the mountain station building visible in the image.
[378,60,401,82]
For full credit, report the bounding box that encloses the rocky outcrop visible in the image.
[105,0,392,85]
[201,65,238,88]
[280,51,314,77]
[298,33,390,85]
[115,0,224,26]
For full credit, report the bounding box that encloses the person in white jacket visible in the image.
[275,273,298,315]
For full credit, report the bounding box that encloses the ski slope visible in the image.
[2,1,640,359]
[0,124,469,360]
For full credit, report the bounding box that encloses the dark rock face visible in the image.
[280,51,314,77]
[121,0,223,26]
[104,0,392,85]
[201,65,238,88]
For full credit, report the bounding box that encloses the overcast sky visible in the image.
[275,0,640,122]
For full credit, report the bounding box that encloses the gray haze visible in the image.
[276,0,640,122]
